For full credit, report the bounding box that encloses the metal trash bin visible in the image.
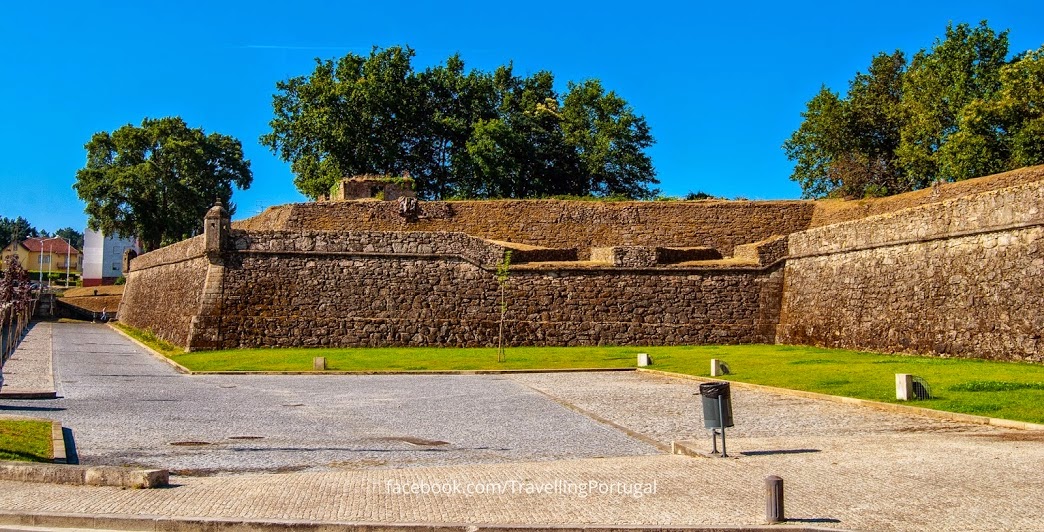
[699,381,734,429]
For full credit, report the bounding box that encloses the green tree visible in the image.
[785,21,1042,198]
[74,117,252,252]
[0,217,39,250]
[939,46,1044,179]
[561,79,657,199]
[261,46,424,199]
[262,46,657,200]
[898,21,1010,184]
[412,54,498,199]
[54,228,84,250]
[463,68,584,199]
[784,51,907,198]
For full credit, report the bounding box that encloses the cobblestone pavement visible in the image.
[0,322,54,394]
[1,323,1043,530]
[0,323,655,474]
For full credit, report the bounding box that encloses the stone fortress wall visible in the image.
[779,177,1044,362]
[119,166,1044,362]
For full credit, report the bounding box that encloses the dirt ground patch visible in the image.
[59,294,122,313]
[63,285,124,297]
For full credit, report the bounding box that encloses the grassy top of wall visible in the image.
[810,165,1044,227]
[791,179,1044,256]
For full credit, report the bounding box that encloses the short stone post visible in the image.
[765,475,785,523]
[313,357,327,371]
[637,353,651,367]
[710,358,722,377]
[896,374,914,401]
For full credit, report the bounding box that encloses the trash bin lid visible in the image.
[699,381,730,399]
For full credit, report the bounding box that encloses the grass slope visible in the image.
[0,419,52,462]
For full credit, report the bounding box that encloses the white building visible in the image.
[82,229,140,287]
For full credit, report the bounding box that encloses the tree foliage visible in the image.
[785,21,1043,198]
[261,46,658,200]
[0,217,39,250]
[54,228,84,250]
[74,117,252,252]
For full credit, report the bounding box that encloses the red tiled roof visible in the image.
[21,237,80,255]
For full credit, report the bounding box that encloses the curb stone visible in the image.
[0,462,168,489]
[107,324,191,374]
[50,420,66,464]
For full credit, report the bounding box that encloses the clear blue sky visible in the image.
[1,1,1041,234]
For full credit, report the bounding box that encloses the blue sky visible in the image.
[1,1,1041,233]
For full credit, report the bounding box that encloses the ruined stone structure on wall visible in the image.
[328,175,416,202]
[119,166,1044,362]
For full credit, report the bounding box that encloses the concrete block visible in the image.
[896,373,914,401]
[711,358,723,377]
[636,353,651,367]
[313,357,327,371]
[0,462,168,488]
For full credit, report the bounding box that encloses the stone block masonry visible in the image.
[196,231,784,349]
[118,235,208,347]
[779,180,1044,362]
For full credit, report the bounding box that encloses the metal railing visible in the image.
[1,297,37,364]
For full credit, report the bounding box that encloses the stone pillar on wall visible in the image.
[204,200,229,259]
[187,201,230,351]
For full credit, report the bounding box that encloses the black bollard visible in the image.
[765,475,785,523]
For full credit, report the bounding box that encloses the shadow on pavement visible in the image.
[739,448,821,456]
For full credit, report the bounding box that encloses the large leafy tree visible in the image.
[898,21,1009,184]
[783,51,906,198]
[785,21,1042,198]
[74,117,252,252]
[262,46,657,200]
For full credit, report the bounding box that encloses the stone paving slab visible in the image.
[0,322,55,398]
[1,431,1043,532]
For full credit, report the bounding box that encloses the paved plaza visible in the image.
[1,323,1043,530]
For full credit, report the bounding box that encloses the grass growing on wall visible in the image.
[0,420,52,462]
[117,323,1044,425]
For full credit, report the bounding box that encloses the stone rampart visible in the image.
[236,199,815,259]
[119,166,1044,359]
[779,181,1044,362]
[209,252,782,349]
[809,165,1044,227]
[119,235,208,347]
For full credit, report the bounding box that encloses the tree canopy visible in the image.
[54,228,84,251]
[0,216,40,250]
[784,21,1044,198]
[261,46,658,200]
[74,117,252,252]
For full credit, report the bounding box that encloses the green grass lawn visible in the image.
[117,321,1044,424]
[173,345,638,372]
[0,419,53,462]
[649,344,1044,425]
